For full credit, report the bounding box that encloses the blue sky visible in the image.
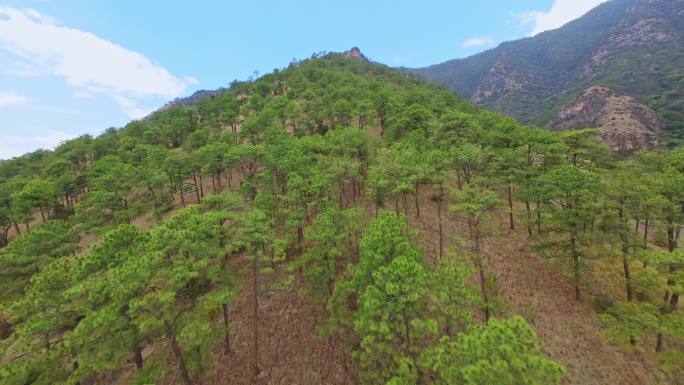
[0,0,607,159]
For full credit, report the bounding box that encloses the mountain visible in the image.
[413,0,684,147]
[549,86,662,150]
[344,46,369,61]
[2,46,683,385]
[154,48,369,116]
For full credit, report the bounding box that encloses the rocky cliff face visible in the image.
[344,47,368,61]
[550,86,661,150]
[413,0,684,146]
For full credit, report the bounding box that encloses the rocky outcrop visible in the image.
[344,47,368,61]
[550,86,661,150]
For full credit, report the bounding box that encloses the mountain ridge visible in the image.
[153,47,371,116]
[412,0,684,147]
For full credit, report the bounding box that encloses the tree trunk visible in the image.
[123,199,131,225]
[656,333,663,352]
[619,209,633,302]
[180,186,186,208]
[525,201,532,238]
[633,218,640,256]
[252,255,260,382]
[643,218,650,267]
[667,223,676,253]
[351,180,357,202]
[164,321,192,385]
[473,229,489,324]
[192,172,201,202]
[623,252,633,302]
[670,289,679,310]
[414,183,420,218]
[133,345,143,369]
[402,312,411,353]
[665,224,679,310]
[571,228,581,301]
[478,260,489,324]
[297,221,304,255]
[507,185,514,231]
[1,227,8,248]
[223,303,231,356]
[667,263,679,310]
[437,191,443,263]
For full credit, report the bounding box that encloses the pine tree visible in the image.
[419,316,565,385]
[450,185,502,323]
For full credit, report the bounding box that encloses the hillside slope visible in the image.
[413,0,684,144]
[1,52,682,385]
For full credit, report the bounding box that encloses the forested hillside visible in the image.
[0,52,683,385]
[413,0,684,145]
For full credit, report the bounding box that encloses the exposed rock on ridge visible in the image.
[344,46,369,61]
[550,86,661,150]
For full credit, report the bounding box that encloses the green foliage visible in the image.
[294,205,361,305]
[420,316,565,385]
[0,220,78,302]
[4,49,681,384]
[431,261,479,336]
[354,254,434,384]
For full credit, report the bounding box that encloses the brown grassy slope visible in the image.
[204,256,351,385]
[417,185,664,385]
[482,221,664,385]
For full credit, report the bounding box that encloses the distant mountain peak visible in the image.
[412,0,684,146]
[344,47,368,61]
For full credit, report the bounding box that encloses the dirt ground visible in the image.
[205,257,351,385]
[412,186,666,385]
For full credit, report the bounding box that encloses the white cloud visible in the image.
[462,36,494,48]
[112,95,152,120]
[184,76,199,86]
[0,90,30,106]
[517,0,608,36]
[0,130,75,159]
[0,7,197,118]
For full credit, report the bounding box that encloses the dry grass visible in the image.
[203,256,351,385]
